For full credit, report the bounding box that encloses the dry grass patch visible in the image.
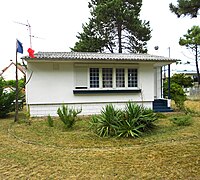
[0,102,200,179]
[185,100,200,112]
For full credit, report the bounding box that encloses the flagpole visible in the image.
[14,41,19,122]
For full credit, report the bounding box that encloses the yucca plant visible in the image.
[90,102,158,138]
[90,104,122,137]
[125,102,157,131]
[57,105,82,129]
[114,102,158,138]
[114,118,143,138]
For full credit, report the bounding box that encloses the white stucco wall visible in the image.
[26,61,155,116]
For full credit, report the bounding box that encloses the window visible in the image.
[102,68,113,88]
[90,68,99,88]
[89,67,138,89]
[116,68,125,87]
[128,69,138,87]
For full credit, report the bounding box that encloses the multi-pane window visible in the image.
[89,67,138,89]
[90,68,99,88]
[116,68,125,87]
[128,69,138,87]
[102,68,113,88]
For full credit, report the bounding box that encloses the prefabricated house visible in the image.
[23,52,177,117]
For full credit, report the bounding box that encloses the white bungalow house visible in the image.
[23,52,177,117]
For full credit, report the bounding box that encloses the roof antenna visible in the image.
[13,20,44,48]
[13,20,32,48]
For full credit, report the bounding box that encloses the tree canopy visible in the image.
[169,0,200,18]
[71,0,151,53]
[179,25,200,84]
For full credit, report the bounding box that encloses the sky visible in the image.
[0,0,199,73]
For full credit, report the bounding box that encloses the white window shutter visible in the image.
[75,67,88,89]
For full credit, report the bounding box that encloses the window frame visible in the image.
[88,67,139,90]
[89,68,100,88]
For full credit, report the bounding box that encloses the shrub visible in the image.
[164,81,187,110]
[116,102,157,137]
[90,104,122,137]
[170,115,192,126]
[90,102,158,138]
[57,105,82,129]
[47,115,54,127]
[114,117,143,138]
[0,78,15,118]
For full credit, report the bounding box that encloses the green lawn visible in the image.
[0,101,200,179]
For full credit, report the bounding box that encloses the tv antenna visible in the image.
[13,20,44,48]
[13,20,33,48]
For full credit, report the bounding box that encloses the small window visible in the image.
[116,68,125,87]
[102,68,113,88]
[128,69,138,87]
[90,68,99,88]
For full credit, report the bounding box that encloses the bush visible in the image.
[116,102,157,137]
[57,105,82,129]
[47,115,54,127]
[170,115,192,126]
[0,78,15,118]
[90,102,158,138]
[166,82,186,110]
[90,104,122,137]
[163,74,190,111]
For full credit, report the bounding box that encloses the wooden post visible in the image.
[14,48,19,122]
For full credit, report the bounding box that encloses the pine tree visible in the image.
[71,0,151,53]
[169,0,200,18]
[179,26,200,85]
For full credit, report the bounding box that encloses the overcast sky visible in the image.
[0,0,199,72]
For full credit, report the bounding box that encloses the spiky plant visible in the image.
[57,105,81,129]
[90,104,122,137]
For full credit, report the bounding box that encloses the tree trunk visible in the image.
[195,44,200,85]
[118,23,122,53]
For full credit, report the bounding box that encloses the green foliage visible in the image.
[0,78,15,118]
[47,115,54,127]
[170,115,192,126]
[57,105,82,129]
[90,102,158,138]
[169,73,193,88]
[71,21,106,52]
[90,104,122,137]
[71,0,151,53]
[164,74,189,110]
[179,26,200,48]
[6,78,25,89]
[3,78,26,111]
[121,102,157,134]
[169,83,187,110]
[179,26,200,84]
[169,0,200,18]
